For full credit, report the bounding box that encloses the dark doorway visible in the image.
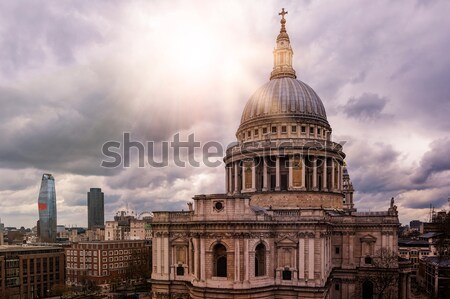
[362,280,374,299]
[213,244,227,277]
[281,174,288,191]
[270,175,276,191]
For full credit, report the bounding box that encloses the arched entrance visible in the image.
[362,280,374,299]
[213,243,227,277]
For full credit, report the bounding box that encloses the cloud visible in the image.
[341,93,389,120]
[412,138,450,184]
[1,0,450,228]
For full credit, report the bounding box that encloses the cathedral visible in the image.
[151,9,411,299]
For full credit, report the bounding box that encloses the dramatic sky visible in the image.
[1,0,449,228]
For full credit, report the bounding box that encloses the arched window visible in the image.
[255,243,266,277]
[213,244,227,277]
[365,256,372,265]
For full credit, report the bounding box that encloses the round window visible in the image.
[214,201,224,211]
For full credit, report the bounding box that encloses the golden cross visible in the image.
[279,8,288,20]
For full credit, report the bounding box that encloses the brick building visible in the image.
[0,245,65,299]
[65,240,151,286]
[417,256,450,299]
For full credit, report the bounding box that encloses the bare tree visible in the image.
[365,248,400,299]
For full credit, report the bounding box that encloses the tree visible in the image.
[365,248,400,299]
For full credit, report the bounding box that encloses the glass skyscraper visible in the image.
[38,173,57,243]
[87,188,105,230]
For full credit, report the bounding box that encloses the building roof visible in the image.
[398,239,430,247]
[240,77,329,127]
[72,240,147,244]
[419,232,441,239]
[422,256,450,267]
[0,245,62,253]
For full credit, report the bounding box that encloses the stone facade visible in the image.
[150,9,410,299]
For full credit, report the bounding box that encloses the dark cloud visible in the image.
[0,1,112,76]
[412,138,450,184]
[345,141,409,194]
[341,93,389,120]
[2,1,450,228]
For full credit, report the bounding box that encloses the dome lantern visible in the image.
[270,8,296,80]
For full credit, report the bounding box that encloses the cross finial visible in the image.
[279,8,288,20]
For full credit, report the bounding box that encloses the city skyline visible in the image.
[0,1,450,228]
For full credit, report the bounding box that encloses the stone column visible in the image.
[244,238,249,281]
[308,237,314,280]
[200,238,205,281]
[275,156,281,191]
[194,238,199,279]
[288,155,293,190]
[262,157,268,191]
[228,165,232,194]
[349,234,354,267]
[331,161,336,190]
[155,237,161,274]
[164,236,169,275]
[251,159,256,191]
[225,164,230,194]
[312,157,318,190]
[400,273,406,299]
[301,155,306,190]
[299,238,305,280]
[188,239,192,274]
[242,163,246,192]
[234,161,239,194]
[320,237,325,280]
[323,158,327,190]
[235,238,240,282]
[389,233,394,251]
[339,163,343,191]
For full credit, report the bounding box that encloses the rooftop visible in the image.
[419,232,442,239]
[422,256,450,267]
[0,245,62,253]
[398,239,430,247]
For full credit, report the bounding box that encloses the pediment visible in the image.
[360,234,377,243]
[276,236,297,246]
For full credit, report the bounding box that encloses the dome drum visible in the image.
[224,141,345,165]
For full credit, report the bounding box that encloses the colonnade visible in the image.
[225,155,343,194]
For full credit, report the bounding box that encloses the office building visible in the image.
[87,188,105,230]
[37,174,57,243]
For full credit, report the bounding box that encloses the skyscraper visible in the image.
[38,173,57,243]
[87,188,105,230]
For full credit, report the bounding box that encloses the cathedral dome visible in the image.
[240,77,329,128]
